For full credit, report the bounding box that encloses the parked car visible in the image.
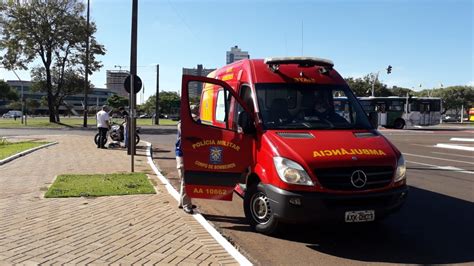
[169,114,180,121]
[139,114,151,118]
[2,110,23,119]
[442,115,460,122]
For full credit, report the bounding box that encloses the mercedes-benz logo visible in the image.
[350,170,367,188]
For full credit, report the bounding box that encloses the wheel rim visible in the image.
[250,192,271,224]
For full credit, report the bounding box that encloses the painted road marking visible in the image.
[450,138,474,142]
[432,151,474,159]
[404,152,474,165]
[435,143,474,152]
[407,160,474,175]
[144,142,252,266]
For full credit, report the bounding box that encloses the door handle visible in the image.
[185,136,202,142]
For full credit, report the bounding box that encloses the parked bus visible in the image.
[357,97,442,129]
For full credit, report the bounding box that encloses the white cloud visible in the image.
[467,81,474,86]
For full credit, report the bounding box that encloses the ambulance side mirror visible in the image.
[369,111,379,128]
[238,111,256,134]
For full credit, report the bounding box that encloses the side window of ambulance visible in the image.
[215,89,226,122]
[187,80,244,132]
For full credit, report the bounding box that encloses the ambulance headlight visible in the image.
[394,155,407,182]
[273,157,314,186]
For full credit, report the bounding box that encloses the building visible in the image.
[226,45,250,64]
[106,70,129,98]
[0,80,115,115]
[182,64,216,99]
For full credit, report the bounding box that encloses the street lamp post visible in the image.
[371,71,380,97]
[371,65,392,97]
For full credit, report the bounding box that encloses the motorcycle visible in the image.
[94,122,140,147]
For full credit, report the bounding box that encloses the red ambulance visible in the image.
[180,57,408,234]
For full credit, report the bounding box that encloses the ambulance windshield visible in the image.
[255,83,372,130]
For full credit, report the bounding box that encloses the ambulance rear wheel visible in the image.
[244,182,279,235]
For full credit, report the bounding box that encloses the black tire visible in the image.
[135,134,140,144]
[394,119,405,129]
[243,182,279,235]
[94,133,107,146]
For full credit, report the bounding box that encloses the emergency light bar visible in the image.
[264,57,334,68]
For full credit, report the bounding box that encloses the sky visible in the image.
[0,0,473,104]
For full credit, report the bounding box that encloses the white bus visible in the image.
[357,97,442,129]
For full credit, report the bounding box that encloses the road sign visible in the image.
[124,74,142,94]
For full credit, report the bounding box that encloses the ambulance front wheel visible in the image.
[244,182,280,235]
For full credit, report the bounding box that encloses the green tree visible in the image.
[0,0,105,122]
[26,98,40,114]
[390,86,414,97]
[141,91,181,116]
[140,94,156,115]
[438,86,473,115]
[7,101,21,110]
[345,75,392,97]
[106,94,129,109]
[0,80,18,101]
[31,67,92,121]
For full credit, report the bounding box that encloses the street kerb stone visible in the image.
[0,134,238,265]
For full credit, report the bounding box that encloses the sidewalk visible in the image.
[0,135,238,265]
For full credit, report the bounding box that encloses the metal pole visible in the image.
[83,0,90,127]
[12,70,25,125]
[21,83,25,125]
[371,72,379,97]
[130,76,136,172]
[154,64,159,125]
[128,0,138,172]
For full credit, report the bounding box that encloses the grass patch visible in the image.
[0,141,50,160]
[138,118,178,126]
[44,173,156,198]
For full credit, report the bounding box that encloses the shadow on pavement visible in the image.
[141,128,177,135]
[153,148,171,153]
[271,186,474,264]
[203,214,249,225]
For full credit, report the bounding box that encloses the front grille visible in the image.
[314,166,393,191]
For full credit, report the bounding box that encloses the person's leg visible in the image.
[99,128,107,148]
[97,128,102,148]
[177,156,192,213]
[124,123,128,148]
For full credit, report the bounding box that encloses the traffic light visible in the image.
[387,65,392,74]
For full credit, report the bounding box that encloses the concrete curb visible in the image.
[143,141,252,266]
[0,142,58,166]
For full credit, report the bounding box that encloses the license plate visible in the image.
[345,210,375,222]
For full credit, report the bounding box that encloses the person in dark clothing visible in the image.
[118,107,129,147]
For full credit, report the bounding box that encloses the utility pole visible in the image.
[154,64,160,125]
[82,0,90,128]
[128,0,138,172]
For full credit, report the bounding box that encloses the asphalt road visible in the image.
[3,125,473,265]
